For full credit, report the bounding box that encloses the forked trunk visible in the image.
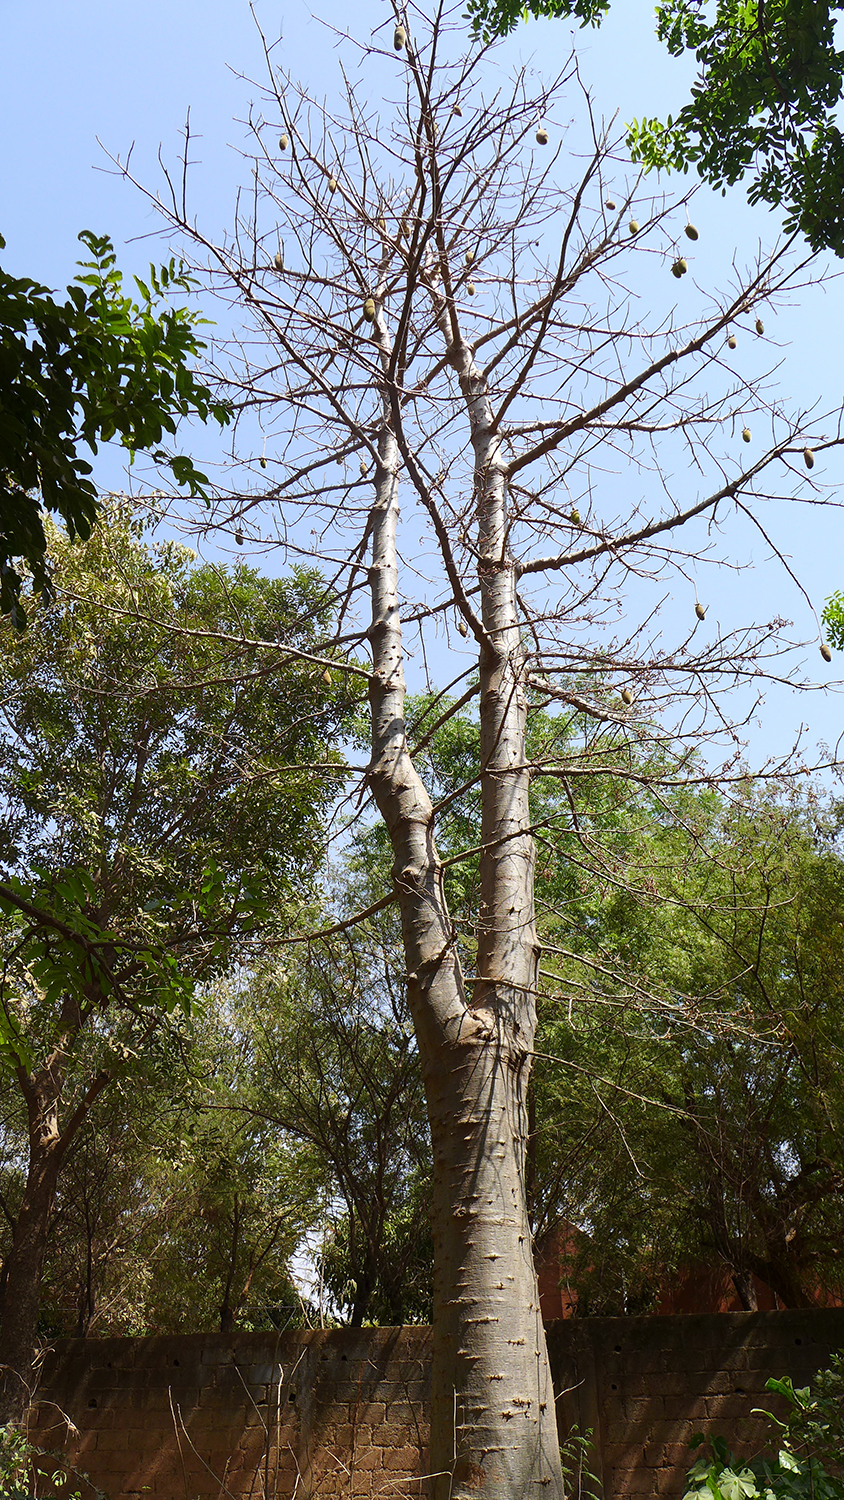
[367,311,563,1495]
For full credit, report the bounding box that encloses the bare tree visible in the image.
[119,2,844,1492]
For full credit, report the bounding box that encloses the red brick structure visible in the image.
[25,1310,844,1500]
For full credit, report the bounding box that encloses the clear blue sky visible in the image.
[2,1,842,763]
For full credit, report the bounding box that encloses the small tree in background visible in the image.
[0,509,351,1421]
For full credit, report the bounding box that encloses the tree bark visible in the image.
[0,1102,63,1424]
[367,311,563,1496]
[0,1039,108,1424]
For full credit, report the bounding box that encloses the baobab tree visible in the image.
[123,2,842,1493]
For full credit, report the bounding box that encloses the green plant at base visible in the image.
[683,1354,844,1500]
[559,1427,602,1500]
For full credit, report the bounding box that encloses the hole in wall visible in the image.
[288,1392,297,1403]
[88,1399,97,1409]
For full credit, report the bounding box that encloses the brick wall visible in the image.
[25,1310,844,1500]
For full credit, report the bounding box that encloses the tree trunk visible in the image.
[731,1270,758,1311]
[367,306,564,1496]
[0,1138,62,1424]
[1,1044,107,1424]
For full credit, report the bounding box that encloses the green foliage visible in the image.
[534,780,844,1314]
[559,1427,602,1500]
[465,0,609,36]
[0,1426,32,1500]
[683,1354,844,1500]
[822,591,844,650]
[0,230,230,626]
[466,0,844,255]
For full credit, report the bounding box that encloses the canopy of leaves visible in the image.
[466,0,844,255]
[0,505,353,1080]
[0,230,230,626]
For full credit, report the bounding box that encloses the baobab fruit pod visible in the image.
[684,222,699,240]
[569,509,581,525]
[467,281,476,296]
[360,459,368,475]
[279,133,289,151]
[755,317,765,334]
[465,248,475,265]
[804,447,815,469]
[322,668,332,685]
[536,125,548,144]
[235,529,244,546]
[260,456,267,470]
[458,619,468,637]
[695,602,706,621]
[629,219,640,235]
[821,642,832,662]
[273,250,284,271]
[328,176,337,193]
[671,258,687,278]
[742,426,751,443]
[620,686,634,705]
[452,102,463,117]
[394,23,406,49]
[605,198,616,210]
[363,296,377,321]
[728,335,737,349]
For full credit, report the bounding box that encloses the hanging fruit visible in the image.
[394,23,406,49]
[629,220,640,235]
[620,687,634,706]
[821,642,833,662]
[328,176,337,193]
[742,426,751,443]
[727,335,737,350]
[605,198,616,210]
[755,317,764,334]
[684,223,699,240]
[465,248,475,265]
[803,447,815,470]
[458,619,468,637]
[360,459,368,475]
[536,125,549,145]
[363,296,377,321]
[279,134,289,151]
[273,250,284,271]
[322,668,332,686]
[671,258,687,278]
[235,529,244,547]
[260,456,267,470]
[467,282,476,296]
[452,102,463,117]
[695,602,706,621]
[569,509,581,525]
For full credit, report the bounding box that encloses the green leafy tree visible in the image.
[534,783,844,1314]
[241,939,431,1328]
[466,0,844,254]
[0,230,230,626]
[0,507,351,1420]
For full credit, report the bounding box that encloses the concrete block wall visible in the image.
[25,1310,844,1500]
[546,1309,844,1499]
[27,1326,432,1500]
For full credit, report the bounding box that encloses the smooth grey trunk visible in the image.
[367,307,563,1497]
